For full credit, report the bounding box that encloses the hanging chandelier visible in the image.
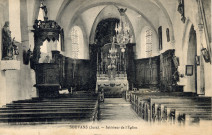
[114,8,133,50]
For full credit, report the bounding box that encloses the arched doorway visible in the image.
[186,25,197,93]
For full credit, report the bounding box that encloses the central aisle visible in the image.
[98,98,144,122]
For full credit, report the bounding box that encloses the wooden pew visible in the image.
[150,97,211,124]
[150,97,196,121]
[130,91,211,124]
[0,92,100,124]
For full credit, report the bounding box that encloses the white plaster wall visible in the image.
[9,0,21,42]
[165,0,212,96]
[158,10,174,54]
[0,0,9,106]
[0,0,37,106]
[45,0,63,21]
[202,34,212,96]
[81,6,105,43]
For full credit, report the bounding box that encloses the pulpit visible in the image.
[34,63,60,97]
[31,4,64,97]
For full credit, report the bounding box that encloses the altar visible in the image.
[94,9,134,97]
[96,74,129,97]
[95,37,129,97]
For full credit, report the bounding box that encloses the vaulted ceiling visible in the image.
[34,0,177,44]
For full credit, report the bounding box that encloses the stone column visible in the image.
[0,4,4,60]
[101,51,103,74]
[195,24,205,94]
[97,51,99,75]
[170,39,175,49]
[9,0,21,42]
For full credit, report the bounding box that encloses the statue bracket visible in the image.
[0,60,20,71]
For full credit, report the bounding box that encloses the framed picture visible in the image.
[185,65,193,76]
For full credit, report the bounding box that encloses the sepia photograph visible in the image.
[0,0,211,134]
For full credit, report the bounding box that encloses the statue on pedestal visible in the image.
[1,21,19,60]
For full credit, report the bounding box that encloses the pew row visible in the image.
[130,91,212,124]
[0,92,100,124]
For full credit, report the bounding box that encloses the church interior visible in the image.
[0,0,211,126]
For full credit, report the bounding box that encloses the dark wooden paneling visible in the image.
[135,49,178,91]
[76,60,91,90]
[135,56,160,88]
[89,44,98,90]
[126,43,136,90]
[35,63,59,85]
[159,49,176,92]
[52,51,66,88]
[64,58,74,88]
[64,58,91,91]
[34,50,94,97]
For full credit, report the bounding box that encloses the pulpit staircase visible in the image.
[0,91,99,124]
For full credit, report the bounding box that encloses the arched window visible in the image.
[70,26,84,59]
[145,29,152,57]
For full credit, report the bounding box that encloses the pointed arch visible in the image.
[89,5,135,44]
[56,1,159,40]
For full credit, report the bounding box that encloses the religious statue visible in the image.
[2,21,19,60]
[40,2,48,21]
[118,8,127,16]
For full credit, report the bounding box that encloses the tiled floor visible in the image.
[98,98,144,123]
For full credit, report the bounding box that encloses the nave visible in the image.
[0,89,211,126]
[99,98,142,122]
[0,1,211,134]
[0,91,142,125]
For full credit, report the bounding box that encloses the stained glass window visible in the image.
[70,26,82,59]
[145,29,152,57]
